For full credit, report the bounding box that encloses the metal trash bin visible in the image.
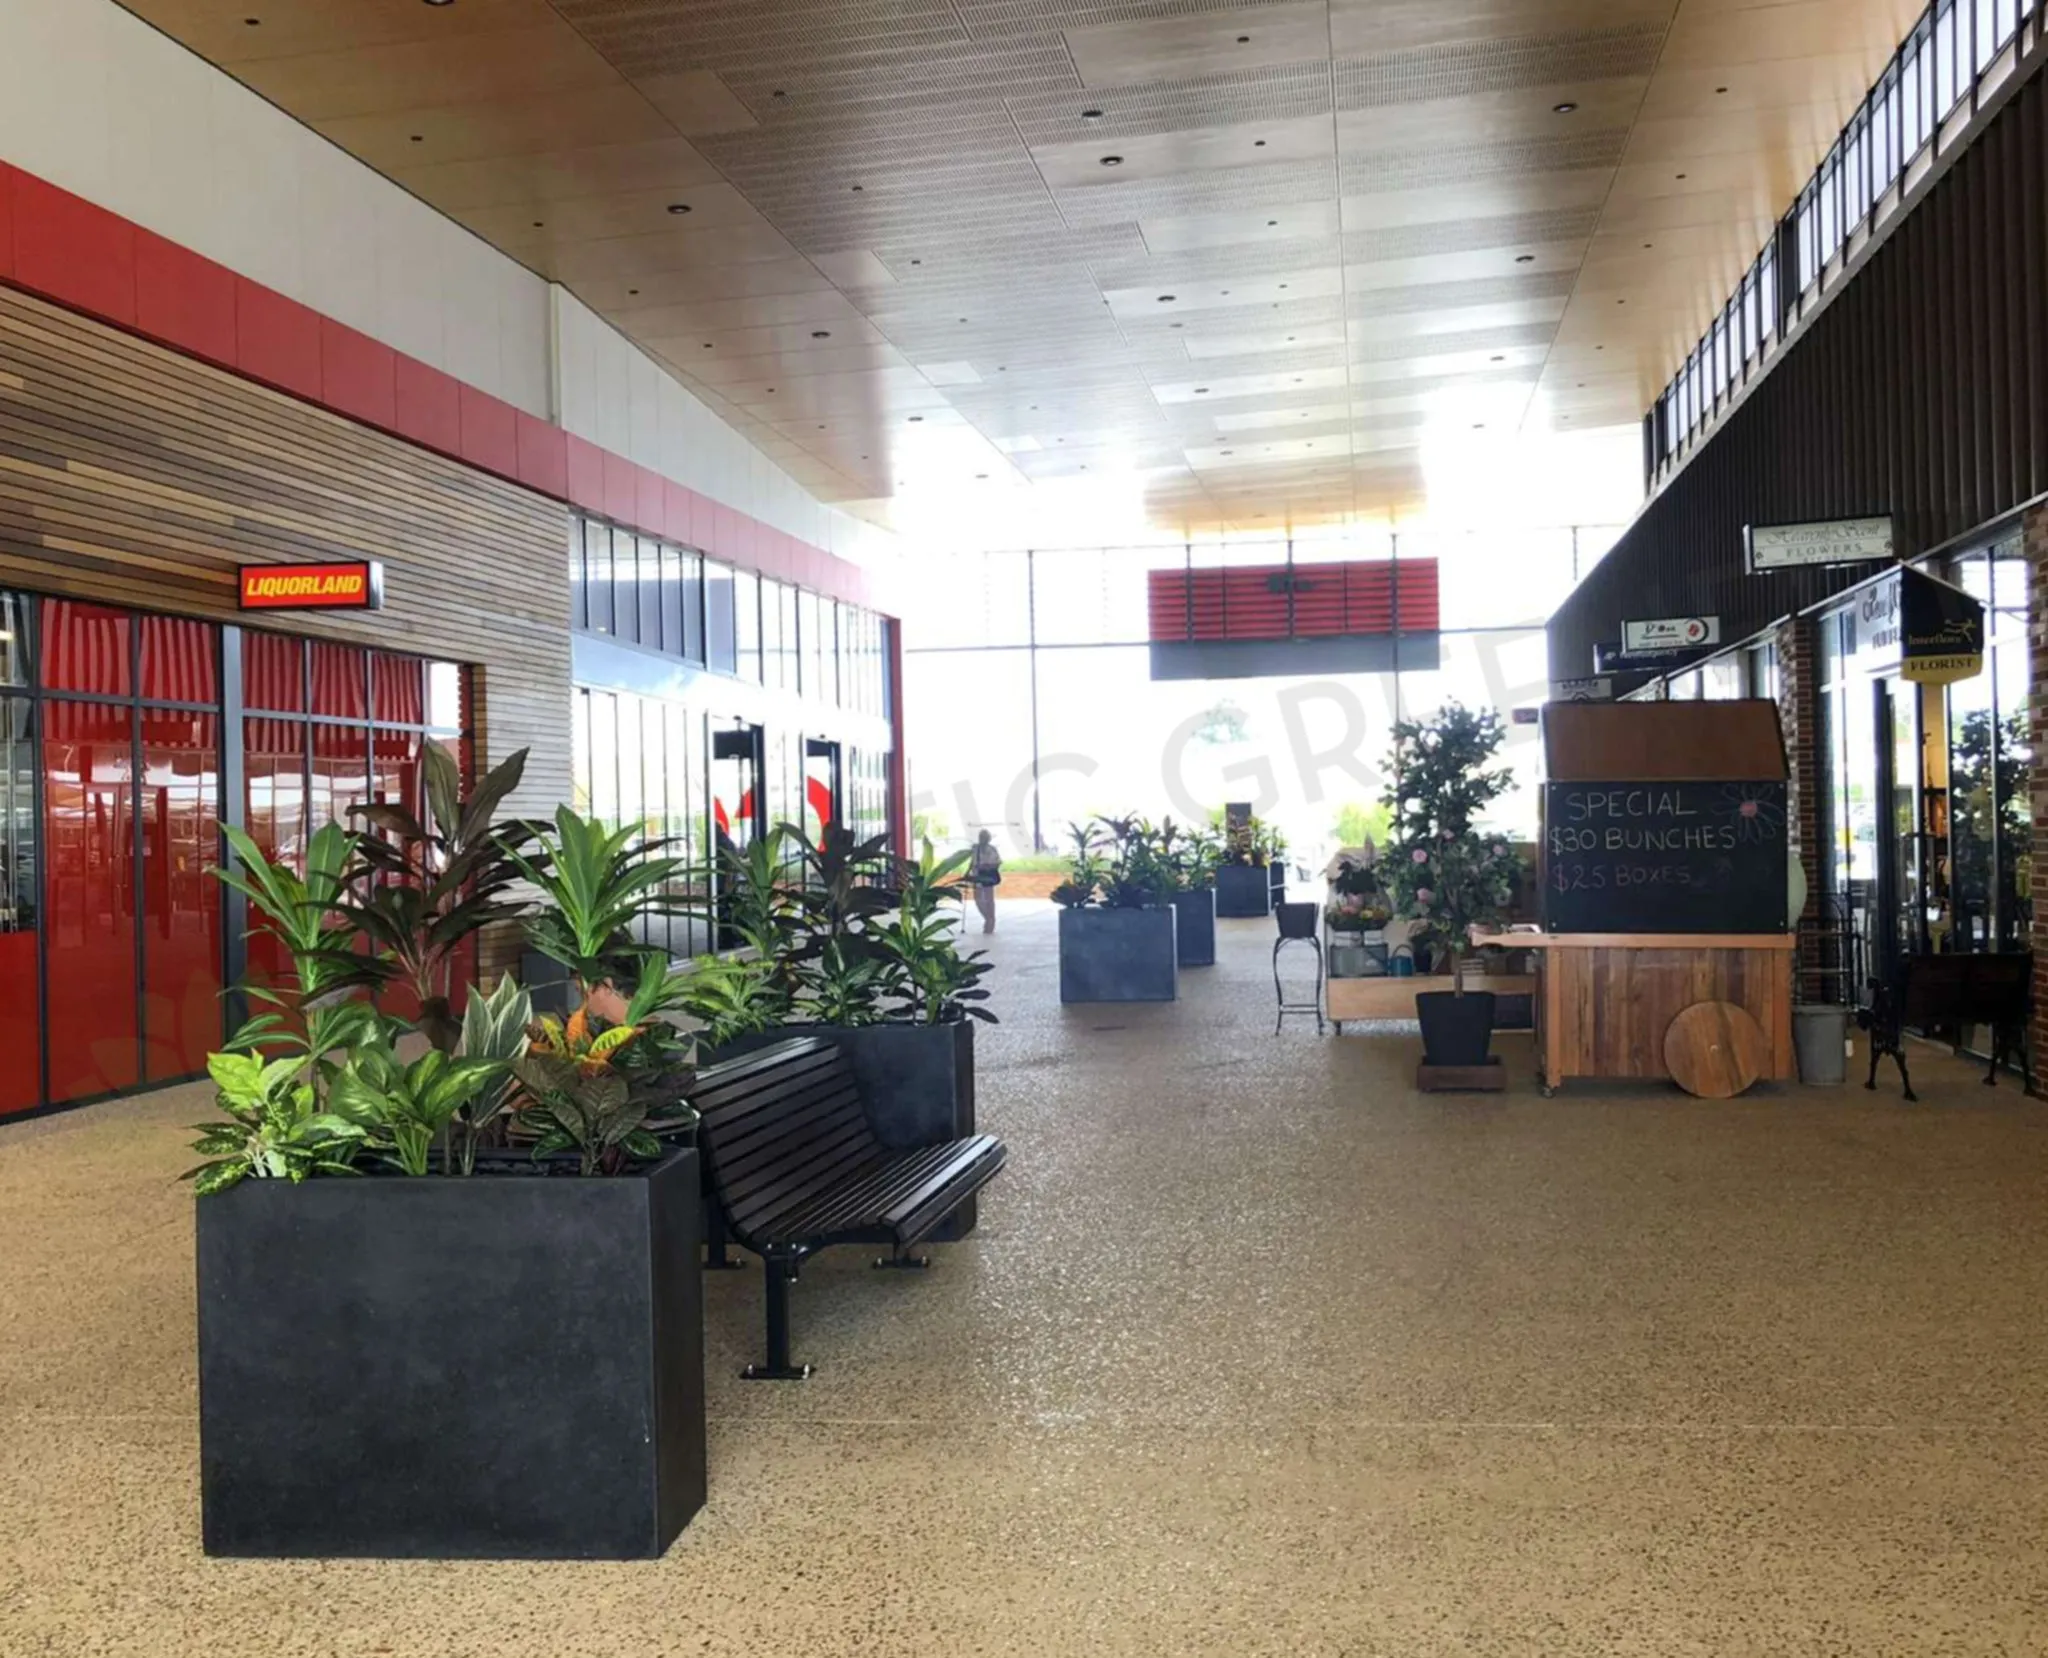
[1792,1004,1851,1085]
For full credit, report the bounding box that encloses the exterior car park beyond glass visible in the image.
[0,590,468,1118]
[567,515,895,963]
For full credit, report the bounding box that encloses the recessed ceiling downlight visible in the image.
[1100,155,1123,167]
[1553,101,1577,113]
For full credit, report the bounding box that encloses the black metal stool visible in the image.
[1273,901,1324,1034]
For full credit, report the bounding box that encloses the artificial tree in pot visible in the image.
[1376,703,1522,1070]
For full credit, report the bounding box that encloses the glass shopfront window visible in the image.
[1816,535,2032,1012]
[0,589,474,1118]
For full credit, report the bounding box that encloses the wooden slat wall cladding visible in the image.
[0,283,574,819]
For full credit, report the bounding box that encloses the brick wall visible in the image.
[1776,616,1823,990]
[2026,504,2048,1086]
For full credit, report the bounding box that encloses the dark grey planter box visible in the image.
[196,1152,705,1559]
[1215,863,1272,918]
[1059,905,1177,1002]
[708,1020,980,1239]
[1172,887,1217,967]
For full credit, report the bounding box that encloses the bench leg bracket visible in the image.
[740,1254,812,1381]
[874,1252,931,1271]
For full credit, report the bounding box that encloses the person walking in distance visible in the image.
[970,829,1003,933]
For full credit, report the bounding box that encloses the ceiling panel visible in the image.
[121,0,1924,534]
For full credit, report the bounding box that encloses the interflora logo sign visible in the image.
[1745,516,1894,572]
[238,560,384,612]
[1621,615,1719,653]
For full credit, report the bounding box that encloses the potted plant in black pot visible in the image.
[190,754,707,1561]
[1053,817,1178,1002]
[1215,811,1274,917]
[682,825,997,1237]
[1160,817,1220,968]
[1376,704,1522,1085]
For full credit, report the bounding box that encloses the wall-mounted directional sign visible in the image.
[1550,677,1614,702]
[1621,615,1719,653]
[1744,516,1894,573]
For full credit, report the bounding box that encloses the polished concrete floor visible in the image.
[5,905,2048,1655]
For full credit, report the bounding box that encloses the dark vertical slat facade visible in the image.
[1554,51,2048,671]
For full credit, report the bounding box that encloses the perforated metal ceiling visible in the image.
[119,0,1927,535]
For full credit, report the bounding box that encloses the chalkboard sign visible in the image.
[1542,780,1789,934]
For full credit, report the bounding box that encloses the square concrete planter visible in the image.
[708,1019,980,1239]
[196,1151,705,1559]
[1172,887,1217,967]
[1215,864,1272,918]
[1059,905,1177,1002]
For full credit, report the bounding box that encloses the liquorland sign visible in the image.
[238,561,385,612]
[1744,516,1894,573]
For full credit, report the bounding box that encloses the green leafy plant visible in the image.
[1049,821,1106,908]
[715,824,804,1012]
[875,840,995,1025]
[783,822,893,1023]
[182,1051,374,1193]
[330,1033,508,1177]
[804,938,891,1026]
[1092,815,1176,910]
[512,1007,666,1176]
[661,954,786,1049]
[215,821,388,1087]
[1160,819,1223,892]
[343,745,533,1052]
[1377,703,1521,992]
[507,807,691,991]
[451,973,534,1173]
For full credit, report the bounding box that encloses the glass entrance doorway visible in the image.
[803,737,842,842]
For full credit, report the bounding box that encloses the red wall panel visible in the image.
[565,433,607,512]
[140,713,221,1082]
[515,411,568,499]
[0,162,15,282]
[320,320,397,431]
[234,279,323,401]
[662,479,693,545]
[134,231,236,365]
[12,173,136,327]
[634,463,664,537]
[0,931,38,1116]
[458,384,519,478]
[43,698,139,1102]
[393,355,462,455]
[602,450,638,525]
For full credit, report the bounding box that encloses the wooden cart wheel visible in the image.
[1663,1001,1767,1098]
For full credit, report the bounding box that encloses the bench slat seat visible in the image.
[692,1036,1005,1378]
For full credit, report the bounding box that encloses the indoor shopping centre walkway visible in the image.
[5,907,2047,1655]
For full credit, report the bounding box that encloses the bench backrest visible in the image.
[1901,952,2032,1023]
[691,1038,884,1246]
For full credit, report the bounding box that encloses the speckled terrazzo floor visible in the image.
[5,905,2048,1656]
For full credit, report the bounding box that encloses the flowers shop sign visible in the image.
[1744,516,1893,573]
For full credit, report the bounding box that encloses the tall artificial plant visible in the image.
[342,745,534,1052]
[875,841,996,1025]
[215,821,388,1087]
[1375,702,1521,993]
[506,806,691,992]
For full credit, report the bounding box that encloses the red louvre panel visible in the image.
[1396,559,1440,632]
[1345,563,1394,633]
[1221,567,1289,638]
[1291,566,1347,636]
[1147,567,1191,640]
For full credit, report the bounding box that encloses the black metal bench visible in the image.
[691,1036,1006,1380]
[1862,951,2033,1101]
